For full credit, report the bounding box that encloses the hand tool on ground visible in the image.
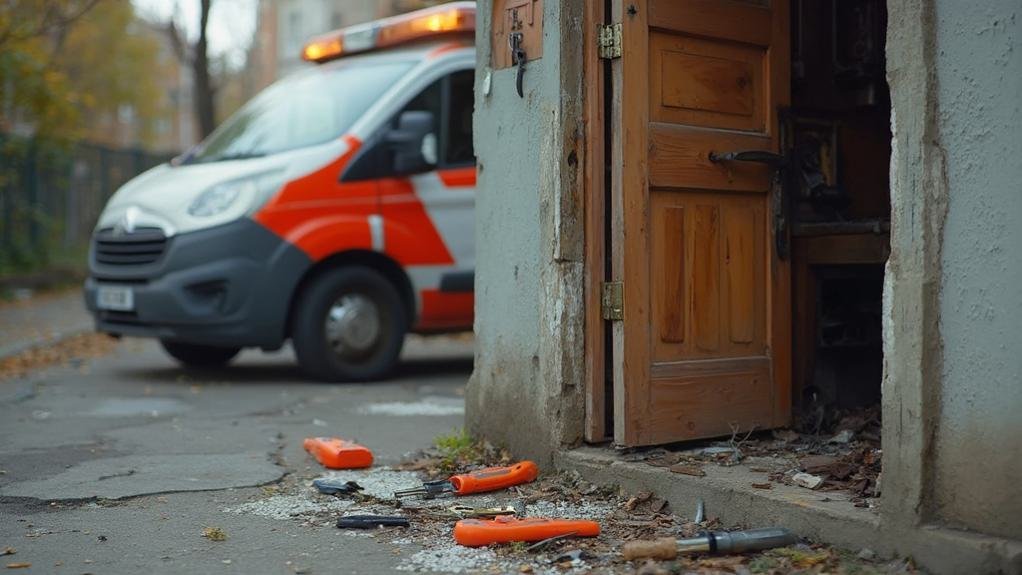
[336,515,410,529]
[303,437,373,469]
[312,478,364,496]
[621,527,797,560]
[434,502,525,519]
[453,516,601,547]
[393,461,538,499]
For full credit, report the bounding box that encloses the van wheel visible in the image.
[291,266,407,381]
[160,341,241,367]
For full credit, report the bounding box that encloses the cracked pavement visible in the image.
[0,334,472,574]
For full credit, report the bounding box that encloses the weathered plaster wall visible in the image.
[467,0,586,463]
[931,1,1022,540]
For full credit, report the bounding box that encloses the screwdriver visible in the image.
[621,527,797,560]
[393,461,539,499]
[454,516,601,547]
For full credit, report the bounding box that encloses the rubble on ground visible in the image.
[223,434,920,573]
[638,405,883,507]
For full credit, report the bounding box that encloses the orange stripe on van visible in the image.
[416,289,474,331]
[438,166,477,188]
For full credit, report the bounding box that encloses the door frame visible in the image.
[583,0,609,442]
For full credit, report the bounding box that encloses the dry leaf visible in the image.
[5,563,31,570]
[751,482,772,489]
[202,526,227,541]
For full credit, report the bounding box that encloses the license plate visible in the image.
[96,285,134,311]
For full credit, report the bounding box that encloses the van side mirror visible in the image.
[386,110,436,175]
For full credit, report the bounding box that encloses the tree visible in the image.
[0,0,168,145]
[165,0,217,139]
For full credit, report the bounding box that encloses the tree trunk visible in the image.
[193,0,216,139]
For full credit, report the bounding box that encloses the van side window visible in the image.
[443,70,474,166]
[396,78,442,127]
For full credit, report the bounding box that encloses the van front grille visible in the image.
[93,227,167,266]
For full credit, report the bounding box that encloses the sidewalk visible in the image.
[0,287,93,358]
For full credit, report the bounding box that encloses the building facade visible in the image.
[469,0,1022,573]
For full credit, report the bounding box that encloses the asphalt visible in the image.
[0,333,474,574]
[0,289,93,358]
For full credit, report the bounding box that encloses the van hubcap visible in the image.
[325,294,381,358]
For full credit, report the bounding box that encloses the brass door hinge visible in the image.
[597,23,622,60]
[601,281,624,321]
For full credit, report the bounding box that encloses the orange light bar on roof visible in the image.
[301,1,476,64]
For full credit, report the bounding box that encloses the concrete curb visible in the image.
[554,447,1022,575]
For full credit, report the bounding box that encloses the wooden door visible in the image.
[611,0,791,446]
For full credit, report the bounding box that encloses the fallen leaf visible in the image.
[751,482,773,489]
[669,464,706,477]
[5,563,31,569]
[202,526,227,541]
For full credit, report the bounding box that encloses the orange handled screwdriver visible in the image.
[303,437,373,469]
[454,516,601,547]
[393,461,539,499]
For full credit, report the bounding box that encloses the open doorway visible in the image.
[584,0,891,475]
[788,0,890,437]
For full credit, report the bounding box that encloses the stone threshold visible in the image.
[554,446,1022,575]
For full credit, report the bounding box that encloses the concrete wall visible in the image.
[467,0,587,464]
[930,0,1022,541]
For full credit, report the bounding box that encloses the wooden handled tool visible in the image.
[622,528,797,560]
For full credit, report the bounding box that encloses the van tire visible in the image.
[291,266,407,382]
[161,341,241,367]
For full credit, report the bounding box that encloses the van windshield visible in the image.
[186,60,413,163]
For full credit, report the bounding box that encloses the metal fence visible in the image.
[0,135,175,276]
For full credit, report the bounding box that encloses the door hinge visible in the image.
[597,23,622,60]
[601,281,624,321]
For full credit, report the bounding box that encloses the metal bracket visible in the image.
[597,23,622,60]
[601,281,624,321]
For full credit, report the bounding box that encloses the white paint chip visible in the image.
[358,396,464,417]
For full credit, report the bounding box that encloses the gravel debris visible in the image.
[525,499,617,521]
[223,494,352,521]
[396,544,498,573]
[316,467,422,500]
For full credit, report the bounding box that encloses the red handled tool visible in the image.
[453,516,601,547]
[303,437,373,469]
[393,461,539,499]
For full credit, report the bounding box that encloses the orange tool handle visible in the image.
[449,461,539,495]
[303,437,373,469]
[453,516,600,547]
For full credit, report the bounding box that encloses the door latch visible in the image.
[509,31,526,98]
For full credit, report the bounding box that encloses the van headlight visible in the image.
[188,171,285,217]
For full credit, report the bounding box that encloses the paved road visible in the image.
[0,289,92,358]
[0,335,473,574]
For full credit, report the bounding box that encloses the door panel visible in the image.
[612,0,790,446]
